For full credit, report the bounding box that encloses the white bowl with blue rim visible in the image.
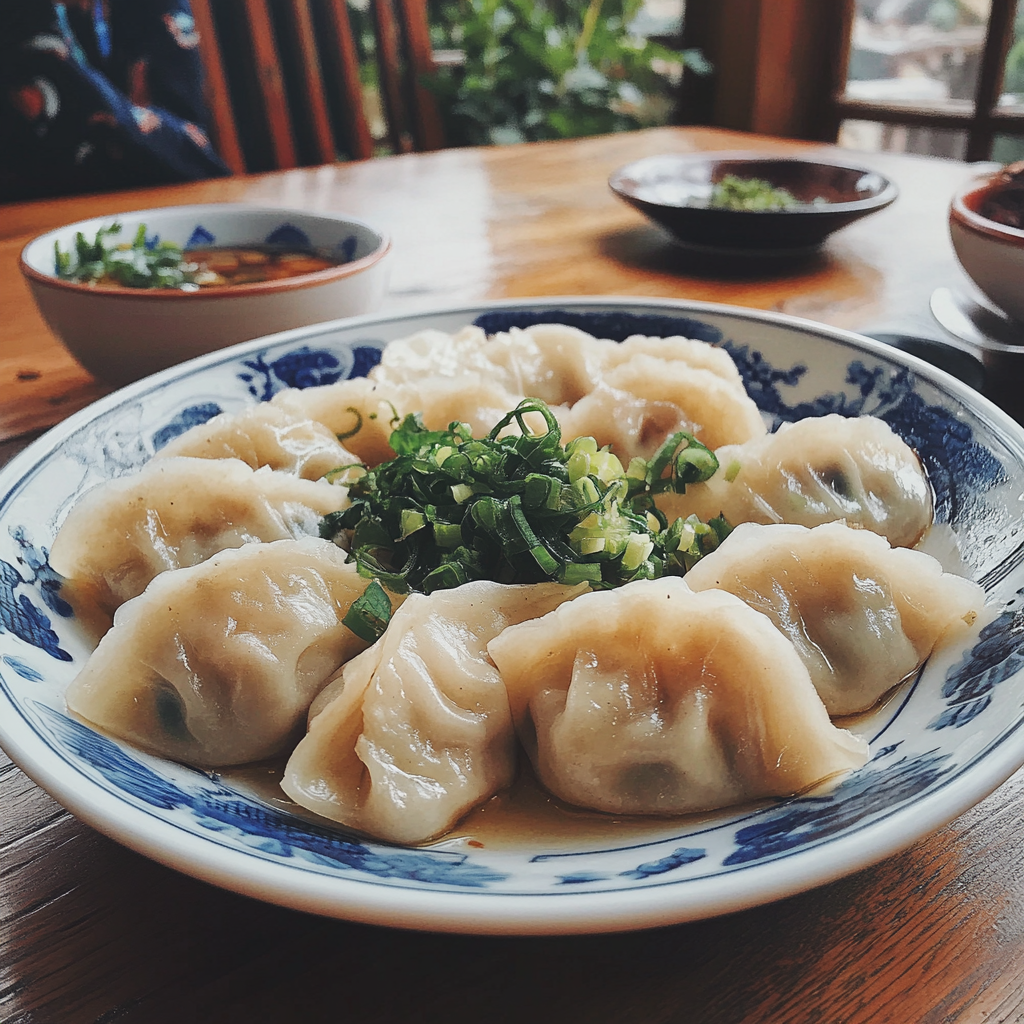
[1,296,1024,935]
[19,203,391,387]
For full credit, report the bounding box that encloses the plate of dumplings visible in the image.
[2,297,1024,935]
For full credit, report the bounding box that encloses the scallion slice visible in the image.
[320,398,726,601]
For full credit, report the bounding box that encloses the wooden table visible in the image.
[2,126,1018,1023]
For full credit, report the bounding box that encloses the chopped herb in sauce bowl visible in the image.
[609,152,897,255]
[55,222,343,291]
[707,174,801,211]
[20,203,391,385]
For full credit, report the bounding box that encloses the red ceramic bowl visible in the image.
[949,173,1024,323]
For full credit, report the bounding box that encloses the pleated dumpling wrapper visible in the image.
[487,577,869,816]
[153,403,360,481]
[66,538,386,767]
[559,385,700,465]
[272,373,537,468]
[48,456,348,630]
[683,521,985,716]
[368,324,603,406]
[655,414,933,548]
[480,324,767,451]
[283,580,585,844]
[599,354,766,452]
[48,456,348,634]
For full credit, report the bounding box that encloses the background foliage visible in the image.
[423,0,708,146]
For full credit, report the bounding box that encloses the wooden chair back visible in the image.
[190,0,445,173]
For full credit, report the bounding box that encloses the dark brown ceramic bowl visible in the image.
[609,152,898,254]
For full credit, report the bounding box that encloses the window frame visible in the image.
[678,0,1024,160]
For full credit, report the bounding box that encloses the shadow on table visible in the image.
[600,225,831,281]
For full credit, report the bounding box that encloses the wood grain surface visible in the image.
[0,126,981,442]
[1,127,1018,1024]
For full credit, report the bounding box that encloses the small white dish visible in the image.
[20,203,390,387]
[2,297,1024,935]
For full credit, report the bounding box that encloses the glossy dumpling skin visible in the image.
[482,324,606,405]
[373,324,751,409]
[600,355,766,451]
[601,334,749,390]
[370,324,603,406]
[559,385,696,463]
[283,580,584,844]
[488,577,868,816]
[153,403,359,480]
[371,323,763,451]
[66,538,383,767]
[48,456,347,631]
[272,374,533,467]
[656,414,933,548]
[683,522,985,715]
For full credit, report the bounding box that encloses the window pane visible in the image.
[992,132,1024,161]
[838,118,968,159]
[1000,1,1024,105]
[845,0,991,108]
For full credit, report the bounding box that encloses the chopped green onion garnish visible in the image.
[342,579,393,642]
[319,399,726,597]
[54,221,201,289]
[400,509,427,537]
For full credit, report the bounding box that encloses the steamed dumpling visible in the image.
[600,333,749,390]
[488,577,868,816]
[370,324,603,405]
[49,456,347,630]
[283,580,584,844]
[481,324,606,405]
[66,538,385,766]
[275,323,763,467]
[373,324,751,409]
[369,326,497,385]
[655,414,933,547]
[154,403,359,480]
[558,384,695,463]
[601,355,766,451]
[683,522,985,715]
[272,376,405,466]
[272,374,534,466]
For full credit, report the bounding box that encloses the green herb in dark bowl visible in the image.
[323,399,731,640]
[708,175,799,212]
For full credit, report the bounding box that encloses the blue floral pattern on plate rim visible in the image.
[3,297,1024,934]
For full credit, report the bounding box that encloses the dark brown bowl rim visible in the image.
[19,224,391,300]
[608,151,899,215]
[950,174,1024,246]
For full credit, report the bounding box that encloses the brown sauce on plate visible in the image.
[218,690,899,855]
[221,759,764,854]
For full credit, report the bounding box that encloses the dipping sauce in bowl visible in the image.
[964,161,1024,229]
[55,222,353,291]
[21,203,391,385]
[949,163,1024,322]
[184,247,339,287]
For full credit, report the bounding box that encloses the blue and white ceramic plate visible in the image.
[3,297,1024,936]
